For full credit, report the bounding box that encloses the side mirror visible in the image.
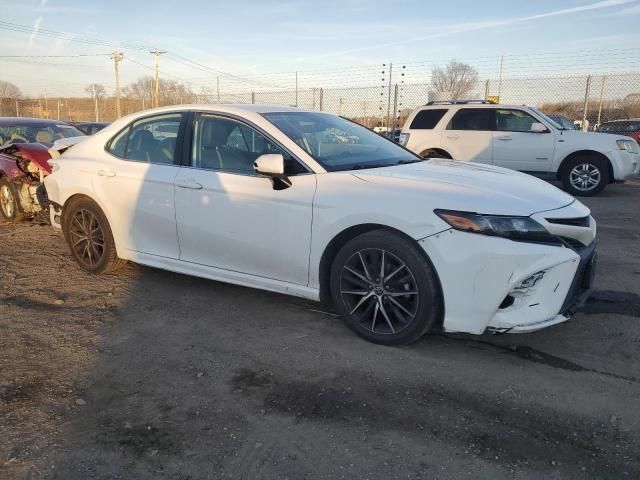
[530,122,548,133]
[253,153,291,190]
[254,153,285,175]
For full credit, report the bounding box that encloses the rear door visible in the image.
[93,112,184,258]
[492,109,556,172]
[440,108,494,163]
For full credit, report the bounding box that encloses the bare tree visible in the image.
[430,60,479,100]
[85,83,106,99]
[623,93,640,118]
[0,80,21,99]
[122,76,194,106]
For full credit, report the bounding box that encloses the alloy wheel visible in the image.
[0,185,16,218]
[339,248,420,335]
[569,163,601,192]
[69,208,105,267]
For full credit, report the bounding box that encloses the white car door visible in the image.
[492,109,556,172]
[440,108,494,163]
[174,113,316,285]
[93,112,183,258]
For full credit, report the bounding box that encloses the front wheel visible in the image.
[0,178,27,222]
[329,230,442,345]
[560,155,609,196]
[62,197,126,273]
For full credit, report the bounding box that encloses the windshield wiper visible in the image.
[396,159,423,165]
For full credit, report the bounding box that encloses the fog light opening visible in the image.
[499,295,515,309]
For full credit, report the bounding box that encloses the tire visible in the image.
[329,230,442,345]
[0,178,27,222]
[420,149,451,159]
[560,154,609,197]
[62,197,126,274]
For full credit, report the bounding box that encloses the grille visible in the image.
[546,216,590,228]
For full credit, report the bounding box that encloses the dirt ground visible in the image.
[1,180,640,480]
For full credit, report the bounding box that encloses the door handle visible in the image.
[97,169,116,177]
[445,134,459,139]
[175,180,203,190]
[497,136,512,141]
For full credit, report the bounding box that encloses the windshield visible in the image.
[262,112,421,172]
[529,108,564,130]
[0,122,85,146]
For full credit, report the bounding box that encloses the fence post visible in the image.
[596,75,606,128]
[319,88,324,111]
[312,88,316,109]
[295,71,298,107]
[581,75,592,131]
[392,84,399,130]
[484,79,490,101]
[251,92,255,104]
[16,100,19,116]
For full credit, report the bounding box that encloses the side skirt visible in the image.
[123,251,321,302]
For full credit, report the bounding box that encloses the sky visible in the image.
[1,0,640,97]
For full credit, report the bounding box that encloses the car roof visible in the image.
[122,104,318,116]
[600,119,640,124]
[0,117,75,127]
[419,103,531,110]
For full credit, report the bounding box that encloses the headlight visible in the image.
[617,139,640,154]
[435,209,557,243]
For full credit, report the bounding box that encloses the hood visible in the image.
[558,129,632,145]
[352,159,575,217]
[0,142,53,174]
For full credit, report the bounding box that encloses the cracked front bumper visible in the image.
[419,229,593,335]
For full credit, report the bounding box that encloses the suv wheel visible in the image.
[420,149,451,159]
[561,154,609,196]
[329,230,442,345]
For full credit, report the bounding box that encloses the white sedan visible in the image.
[44,105,597,345]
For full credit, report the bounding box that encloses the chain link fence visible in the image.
[2,71,639,136]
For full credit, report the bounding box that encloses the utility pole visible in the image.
[93,84,99,122]
[150,49,166,108]
[111,51,124,118]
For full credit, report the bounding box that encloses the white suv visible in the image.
[399,101,640,196]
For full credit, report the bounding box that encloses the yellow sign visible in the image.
[486,96,500,104]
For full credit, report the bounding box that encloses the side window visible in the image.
[191,115,306,175]
[496,109,540,132]
[107,113,182,164]
[409,109,447,129]
[448,109,494,131]
[108,127,129,158]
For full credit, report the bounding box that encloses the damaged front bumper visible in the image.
[419,229,595,335]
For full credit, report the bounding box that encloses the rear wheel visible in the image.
[0,178,27,222]
[560,154,609,196]
[329,230,442,345]
[62,197,126,273]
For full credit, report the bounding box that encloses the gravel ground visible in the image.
[1,180,639,479]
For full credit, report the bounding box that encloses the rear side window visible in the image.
[107,113,183,164]
[409,109,447,129]
[448,109,494,131]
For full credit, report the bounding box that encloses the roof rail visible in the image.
[425,99,497,105]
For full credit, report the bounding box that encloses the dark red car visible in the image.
[596,119,640,144]
[0,118,84,222]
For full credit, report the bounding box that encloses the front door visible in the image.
[174,113,316,285]
[492,108,556,172]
